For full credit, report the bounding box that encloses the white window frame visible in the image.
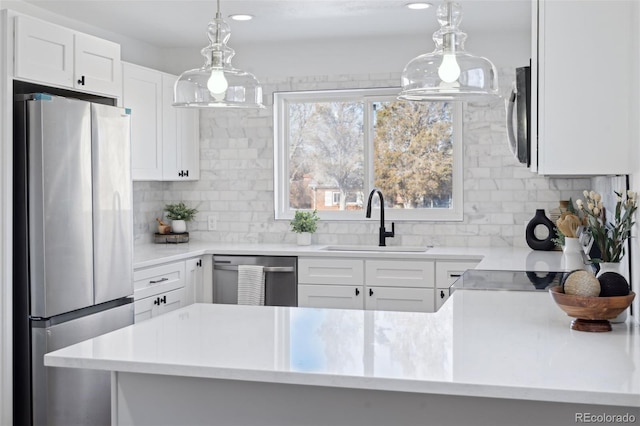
[273,87,463,222]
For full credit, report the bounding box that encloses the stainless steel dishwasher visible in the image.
[212,255,298,306]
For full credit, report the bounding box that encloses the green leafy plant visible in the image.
[576,190,637,263]
[290,210,319,234]
[164,202,198,221]
[551,227,565,248]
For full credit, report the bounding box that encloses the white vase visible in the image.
[561,238,584,271]
[171,219,187,234]
[596,262,627,323]
[296,232,312,246]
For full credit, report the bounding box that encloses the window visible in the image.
[274,88,463,221]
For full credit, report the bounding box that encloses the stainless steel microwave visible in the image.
[506,65,531,166]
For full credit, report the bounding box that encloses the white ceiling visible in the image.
[20,0,531,48]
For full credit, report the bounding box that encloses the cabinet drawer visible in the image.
[134,287,185,323]
[134,261,185,300]
[365,260,434,288]
[435,260,480,287]
[298,258,363,285]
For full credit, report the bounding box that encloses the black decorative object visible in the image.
[525,209,556,251]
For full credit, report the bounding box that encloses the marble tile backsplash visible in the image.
[133,69,602,248]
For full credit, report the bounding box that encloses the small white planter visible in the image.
[296,232,312,246]
[171,219,187,234]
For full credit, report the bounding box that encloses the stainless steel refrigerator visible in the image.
[13,94,134,426]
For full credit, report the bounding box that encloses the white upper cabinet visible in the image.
[161,74,199,181]
[123,63,163,180]
[14,15,121,98]
[122,62,199,181]
[532,0,634,175]
[73,32,122,96]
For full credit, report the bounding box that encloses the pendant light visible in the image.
[399,1,498,101]
[173,0,264,108]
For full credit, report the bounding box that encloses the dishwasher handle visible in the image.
[213,264,295,273]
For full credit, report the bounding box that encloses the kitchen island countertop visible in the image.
[45,290,640,409]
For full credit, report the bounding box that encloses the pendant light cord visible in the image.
[215,0,222,44]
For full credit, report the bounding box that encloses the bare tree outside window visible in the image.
[289,101,364,211]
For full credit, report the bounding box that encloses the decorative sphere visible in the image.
[598,272,630,297]
[563,270,600,297]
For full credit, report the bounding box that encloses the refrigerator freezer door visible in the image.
[27,96,94,318]
[92,104,134,303]
[31,301,134,426]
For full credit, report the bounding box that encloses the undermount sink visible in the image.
[321,245,430,253]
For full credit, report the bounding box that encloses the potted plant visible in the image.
[290,210,319,245]
[164,202,198,234]
[576,190,637,267]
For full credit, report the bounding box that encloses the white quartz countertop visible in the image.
[134,241,565,272]
[45,290,640,407]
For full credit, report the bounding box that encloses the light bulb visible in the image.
[207,69,228,100]
[438,53,461,83]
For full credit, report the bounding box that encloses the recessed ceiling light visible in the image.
[229,14,254,21]
[405,2,432,10]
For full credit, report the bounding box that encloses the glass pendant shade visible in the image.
[173,1,264,109]
[399,1,499,101]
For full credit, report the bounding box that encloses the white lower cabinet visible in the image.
[366,286,433,312]
[434,260,480,311]
[184,257,204,306]
[133,256,204,323]
[298,284,363,310]
[134,287,185,323]
[298,258,435,313]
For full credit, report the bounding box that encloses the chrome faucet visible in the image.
[365,189,395,247]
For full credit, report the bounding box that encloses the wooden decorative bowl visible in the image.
[548,286,635,332]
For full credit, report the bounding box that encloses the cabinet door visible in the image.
[298,284,363,310]
[535,0,632,175]
[365,286,434,313]
[435,288,450,311]
[133,295,155,323]
[74,32,121,97]
[154,288,185,317]
[14,15,74,88]
[134,288,185,323]
[161,73,199,181]
[184,257,203,306]
[123,63,163,180]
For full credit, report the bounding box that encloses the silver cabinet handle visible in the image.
[213,265,295,273]
[149,277,169,284]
